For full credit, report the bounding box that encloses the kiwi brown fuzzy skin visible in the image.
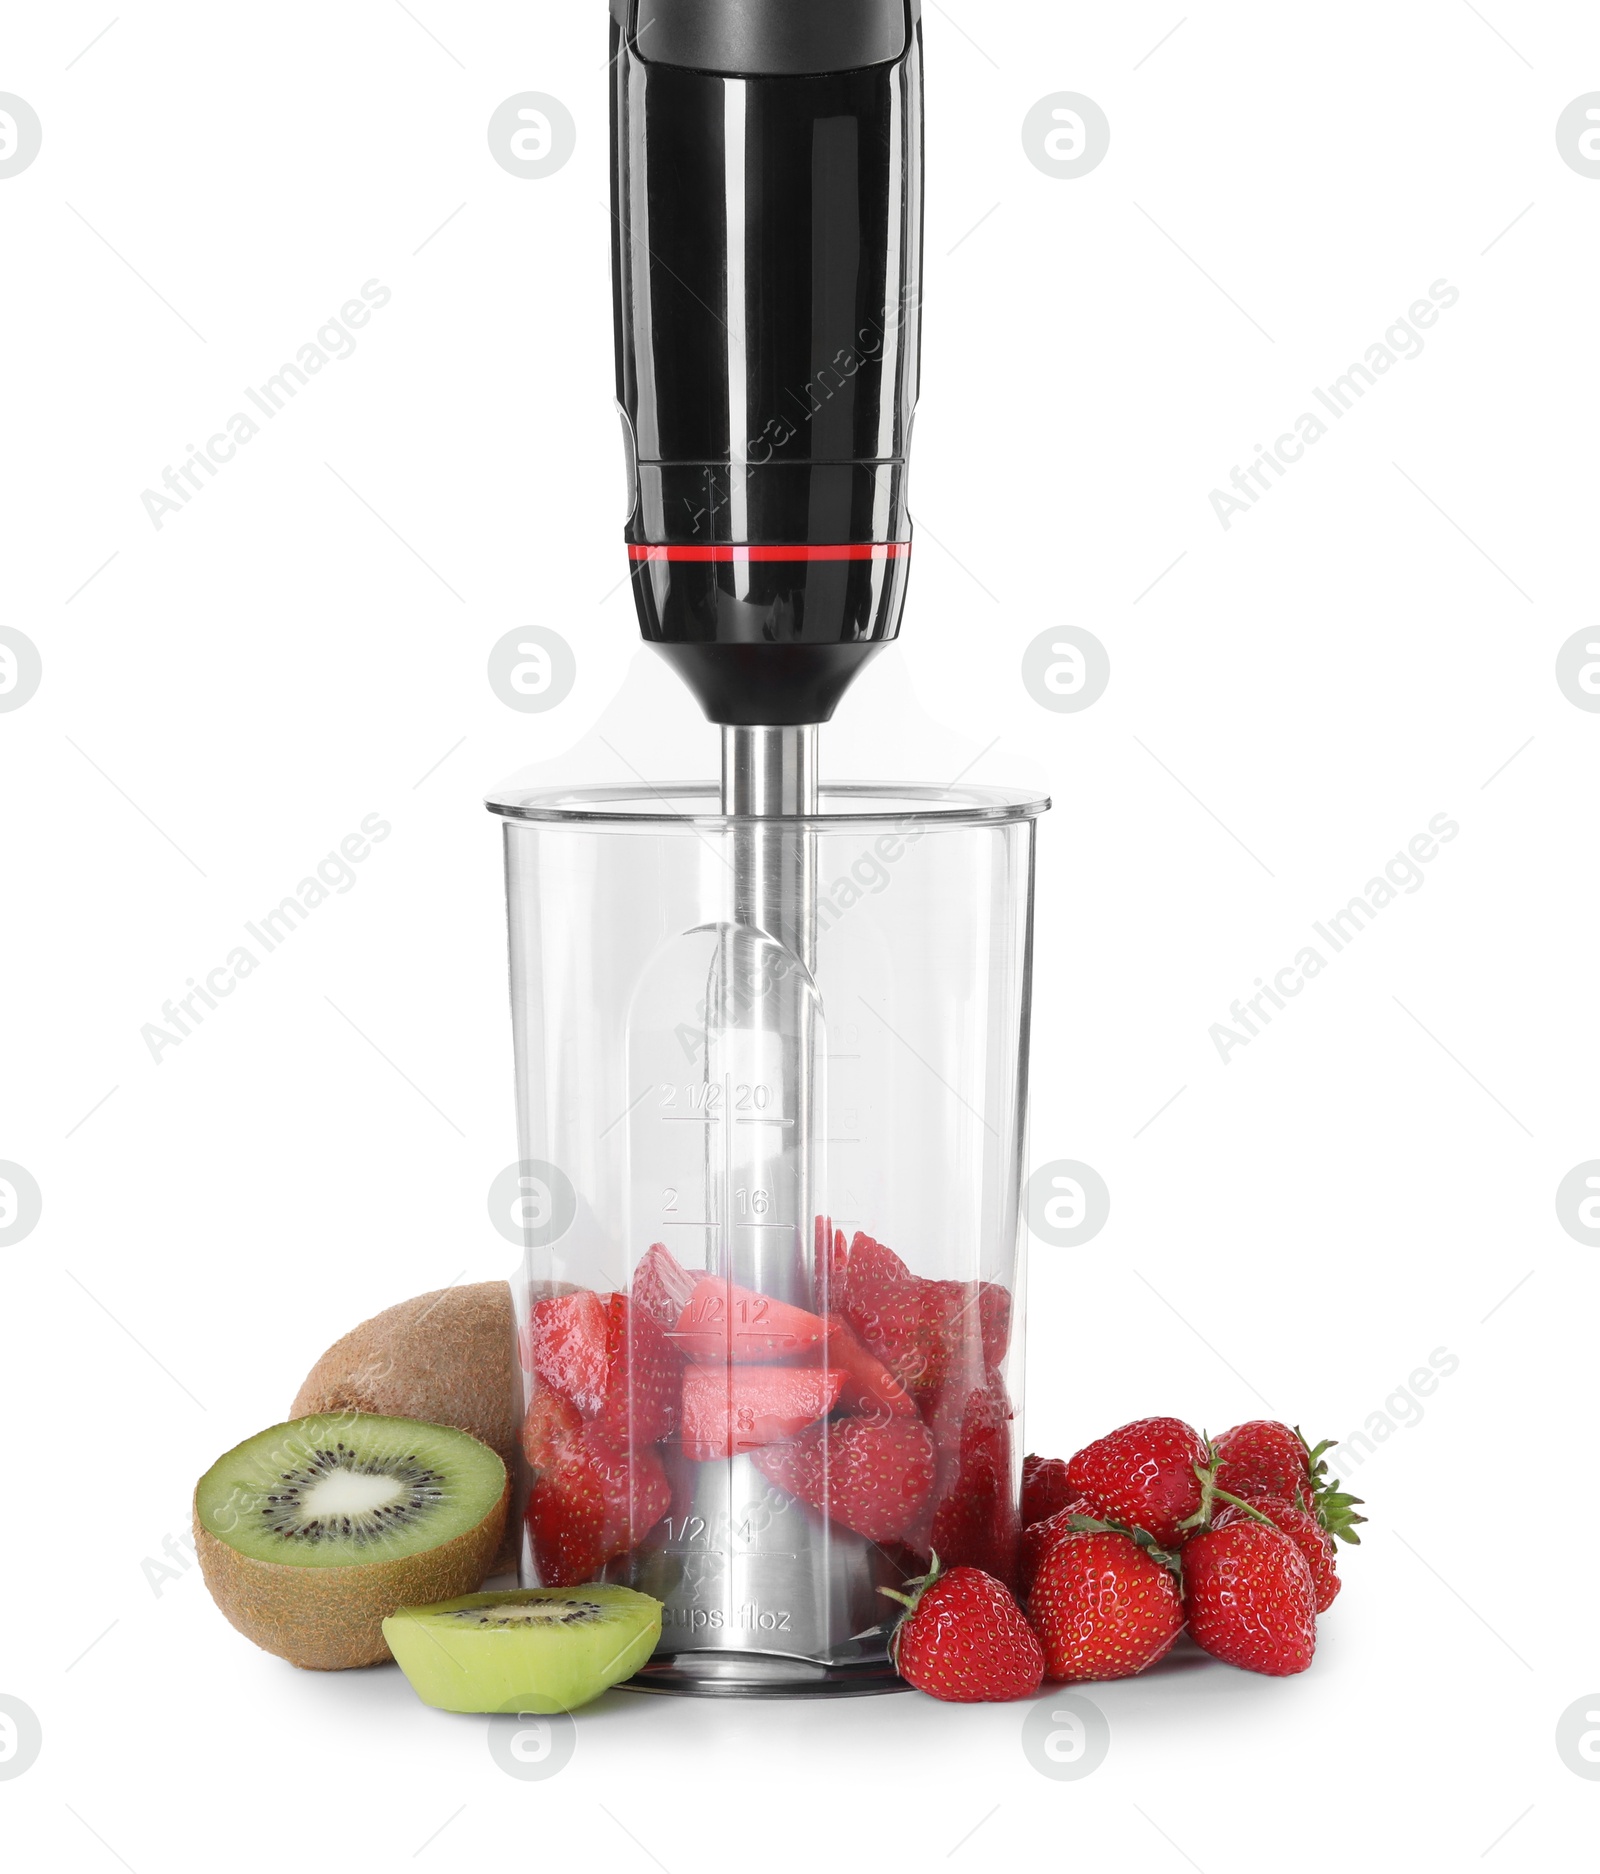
[291,1282,522,1569]
[193,1460,509,1672]
[291,1282,518,1470]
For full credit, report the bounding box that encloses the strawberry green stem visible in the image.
[1180,1452,1277,1534]
[1064,1511,1184,1579]
[877,1551,943,1658]
[1206,1482,1278,1529]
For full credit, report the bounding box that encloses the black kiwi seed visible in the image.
[256,1447,453,1549]
[435,1599,606,1629]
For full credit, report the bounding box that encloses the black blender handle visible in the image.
[610,0,925,726]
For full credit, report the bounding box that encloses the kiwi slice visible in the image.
[384,1585,662,1713]
[194,1413,508,1671]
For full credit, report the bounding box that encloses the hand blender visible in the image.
[491,0,1044,1700]
[610,0,921,1689]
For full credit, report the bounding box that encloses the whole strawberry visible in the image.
[1021,1453,1074,1526]
[1029,1529,1185,1681]
[883,1559,1044,1702]
[1216,1496,1340,1614]
[1212,1421,1365,1547]
[1017,1495,1093,1599]
[1212,1420,1311,1503]
[1065,1417,1206,1547]
[1184,1521,1316,1675]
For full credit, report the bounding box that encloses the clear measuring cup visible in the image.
[489,779,1047,1695]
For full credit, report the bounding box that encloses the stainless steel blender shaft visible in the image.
[718,725,818,1309]
[630,725,899,1681]
[722,724,818,823]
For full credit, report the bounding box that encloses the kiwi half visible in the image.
[384,1585,662,1713]
[194,1413,508,1671]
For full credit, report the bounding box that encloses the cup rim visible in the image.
[485,780,1050,828]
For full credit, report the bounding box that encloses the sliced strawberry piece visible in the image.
[923,1370,1019,1587]
[840,1236,940,1393]
[591,1294,681,1447]
[839,1232,912,1338]
[923,1281,1011,1389]
[925,1366,1012,1455]
[680,1363,846,1461]
[671,1275,825,1363]
[911,1378,973,1543]
[838,1234,1001,1400]
[632,1242,696,1331]
[916,1281,973,1395]
[528,1289,611,1415]
[751,1415,936,1544]
[930,1481,1019,1587]
[528,1290,680,1445]
[524,1426,670,1588]
[977,1281,1011,1368]
[813,1216,850,1307]
[816,1315,917,1422]
[521,1383,582,1473]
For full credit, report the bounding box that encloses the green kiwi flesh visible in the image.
[194,1413,508,1670]
[383,1585,663,1713]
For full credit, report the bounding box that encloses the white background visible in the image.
[3,1,1597,1866]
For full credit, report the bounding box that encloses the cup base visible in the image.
[617,1650,909,1698]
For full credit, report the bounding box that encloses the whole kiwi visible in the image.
[292,1283,522,1568]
